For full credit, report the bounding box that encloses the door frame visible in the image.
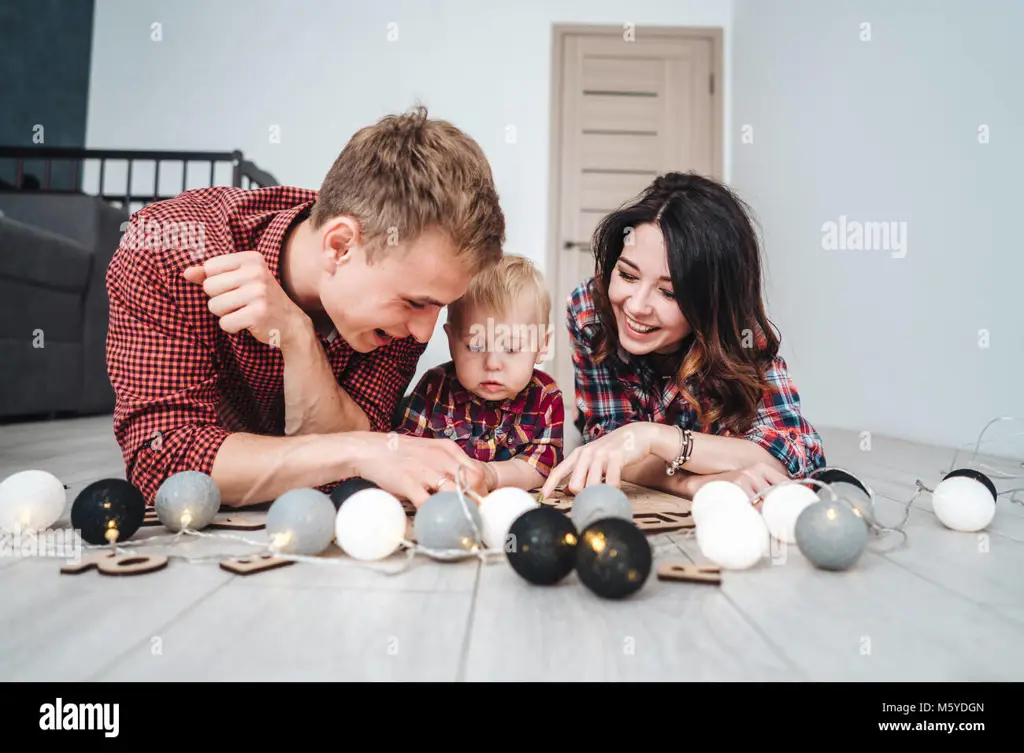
[544,23,725,418]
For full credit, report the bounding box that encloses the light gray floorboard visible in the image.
[462,533,801,681]
[0,553,233,681]
[2,416,1023,680]
[92,584,473,682]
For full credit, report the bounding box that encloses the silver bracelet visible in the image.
[666,426,693,475]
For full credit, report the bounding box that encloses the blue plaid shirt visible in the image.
[568,277,826,478]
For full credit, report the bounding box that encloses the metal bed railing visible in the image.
[0,146,279,212]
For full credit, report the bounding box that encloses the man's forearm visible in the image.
[210,431,370,507]
[280,320,370,435]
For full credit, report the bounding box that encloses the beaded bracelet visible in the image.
[666,425,693,475]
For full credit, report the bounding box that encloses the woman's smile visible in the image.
[623,311,660,334]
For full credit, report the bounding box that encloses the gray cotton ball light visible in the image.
[266,488,336,555]
[810,468,874,519]
[570,484,633,532]
[155,471,221,531]
[414,491,483,557]
[794,498,870,571]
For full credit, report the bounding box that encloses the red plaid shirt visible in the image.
[106,186,426,505]
[568,277,826,478]
[395,362,565,478]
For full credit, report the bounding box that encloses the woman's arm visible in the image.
[639,354,825,480]
[645,423,789,475]
[621,455,698,496]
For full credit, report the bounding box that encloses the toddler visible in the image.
[395,255,564,493]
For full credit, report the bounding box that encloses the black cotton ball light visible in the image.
[71,478,146,546]
[505,507,578,585]
[576,517,653,599]
[330,477,379,510]
[809,467,873,518]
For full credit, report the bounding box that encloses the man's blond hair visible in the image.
[448,254,551,336]
[310,105,504,274]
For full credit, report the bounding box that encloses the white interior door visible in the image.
[547,26,722,430]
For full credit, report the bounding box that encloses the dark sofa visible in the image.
[0,194,128,417]
[0,147,278,421]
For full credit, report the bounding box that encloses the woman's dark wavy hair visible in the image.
[589,171,780,435]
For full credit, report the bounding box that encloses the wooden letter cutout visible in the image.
[60,551,168,576]
[99,554,169,575]
[656,561,722,584]
[633,512,694,533]
[539,498,573,512]
[208,514,266,531]
[219,553,294,575]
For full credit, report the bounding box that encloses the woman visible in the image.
[541,172,826,499]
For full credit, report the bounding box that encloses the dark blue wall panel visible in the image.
[0,0,95,188]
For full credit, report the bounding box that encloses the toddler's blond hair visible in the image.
[447,254,551,336]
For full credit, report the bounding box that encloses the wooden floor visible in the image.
[2,414,1023,681]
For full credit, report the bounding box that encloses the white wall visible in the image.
[86,0,733,389]
[730,0,1024,457]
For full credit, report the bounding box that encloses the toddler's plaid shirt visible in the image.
[395,362,564,478]
[569,277,826,478]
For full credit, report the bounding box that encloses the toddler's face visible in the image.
[445,292,550,403]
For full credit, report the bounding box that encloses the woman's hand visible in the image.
[687,461,791,500]
[541,423,658,497]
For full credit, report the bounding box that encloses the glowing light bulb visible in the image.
[587,531,607,552]
[180,510,193,530]
[270,530,293,551]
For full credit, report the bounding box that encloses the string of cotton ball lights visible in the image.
[689,472,911,572]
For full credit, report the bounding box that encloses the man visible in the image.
[106,106,504,508]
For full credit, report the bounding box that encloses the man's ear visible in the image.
[322,216,362,267]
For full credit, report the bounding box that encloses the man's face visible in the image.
[319,226,473,353]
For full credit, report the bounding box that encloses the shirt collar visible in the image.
[259,201,315,284]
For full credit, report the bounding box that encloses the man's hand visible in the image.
[352,432,486,508]
[183,251,309,348]
[540,422,657,498]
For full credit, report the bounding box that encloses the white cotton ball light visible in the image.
[931,469,998,532]
[479,487,538,550]
[0,470,66,532]
[334,488,408,561]
[696,499,770,570]
[760,483,820,544]
[690,480,752,526]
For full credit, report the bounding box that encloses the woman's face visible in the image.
[606,222,692,356]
